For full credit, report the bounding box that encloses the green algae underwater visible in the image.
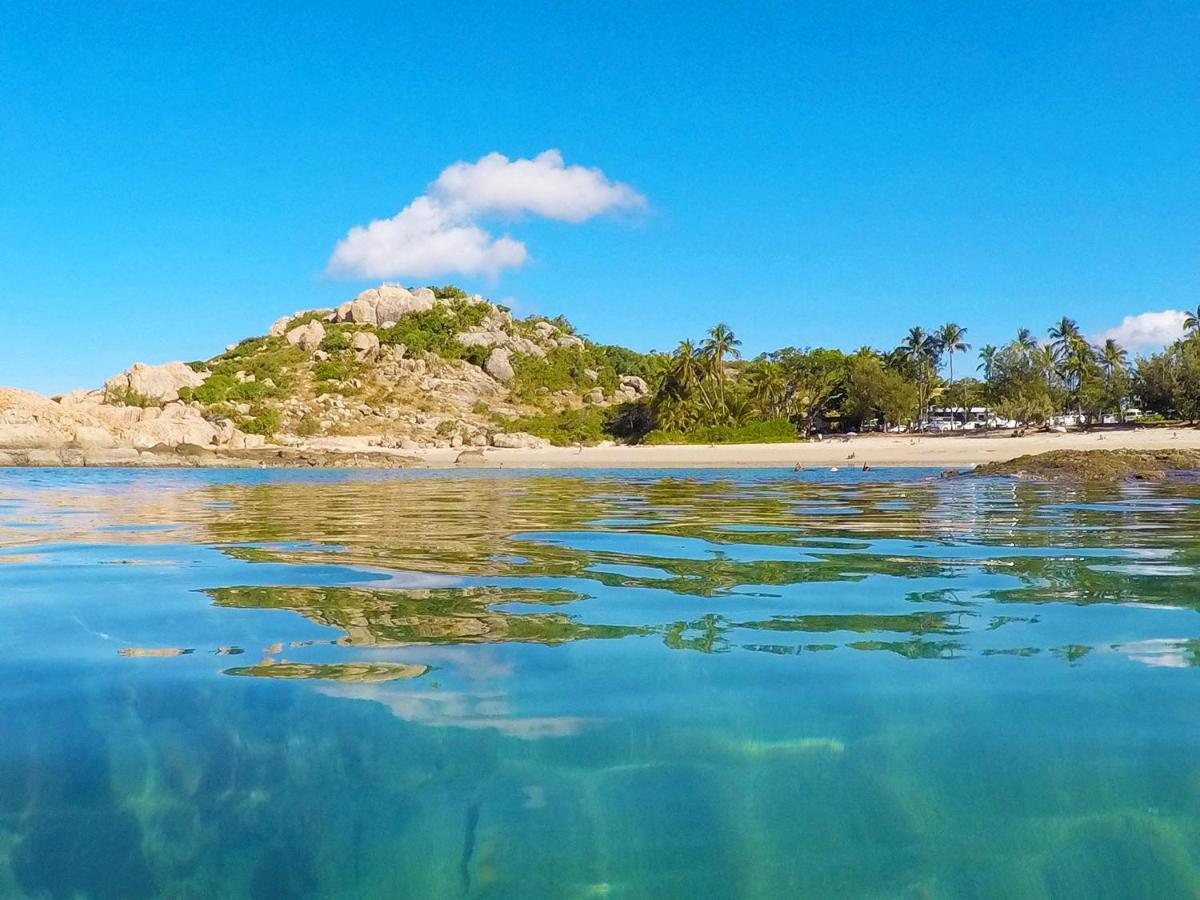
[1,466,1200,898]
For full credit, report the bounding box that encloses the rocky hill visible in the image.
[0,284,653,465]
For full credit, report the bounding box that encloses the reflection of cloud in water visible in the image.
[1115,639,1193,669]
[1089,564,1196,577]
[407,646,514,680]
[318,685,595,739]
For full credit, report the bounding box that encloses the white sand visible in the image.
[413,428,1200,469]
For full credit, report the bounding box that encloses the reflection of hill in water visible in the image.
[224,660,429,682]
[3,470,1200,896]
[192,474,1200,660]
[210,584,647,647]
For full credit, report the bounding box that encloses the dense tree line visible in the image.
[621,306,1200,440]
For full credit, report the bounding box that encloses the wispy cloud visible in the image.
[1093,310,1188,351]
[326,150,645,280]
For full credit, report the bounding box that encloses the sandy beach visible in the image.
[416,427,1200,469]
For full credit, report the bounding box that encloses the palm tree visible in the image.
[898,327,941,365]
[704,323,741,408]
[1063,341,1095,387]
[1048,317,1081,361]
[747,359,786,419]
[702,323,741,367]
[1033,344,1057,390]
[977,345,998,381]
[671,339,701,390]
[1185,305,1200,336]
[1101,339,1127,377]
[897,327,942,424]
[936,323,970,382]
[1015,328,1038,353]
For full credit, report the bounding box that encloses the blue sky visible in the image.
[2,1,1197,394]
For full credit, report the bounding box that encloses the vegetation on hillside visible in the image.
[164,287,1200,445]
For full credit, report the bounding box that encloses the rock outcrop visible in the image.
[972,449,1200,481]
[2,283,658,465]
[483,347,515,383]
[350,331,380,360]
[286,320,326,352]
[490,431,551,449]
[335,285,437,326]
[104,362,205,403]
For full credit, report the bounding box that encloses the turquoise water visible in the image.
[2,467,1200,898]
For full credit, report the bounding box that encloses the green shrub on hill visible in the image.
[319,327,354,353]
[589,343,662,385]
[314,359,363,383]
[508,407,609,446]
[181,374,276,405]
[377,300,488,358]
[105,386,162,408]
[203,337,305,392]
[509,347,599,401]
[240,407,280,436]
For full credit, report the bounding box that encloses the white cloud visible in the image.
[431,149,646,222]
[1093,310,1188,351]
[326,196,527,279]
[326,150,645,280]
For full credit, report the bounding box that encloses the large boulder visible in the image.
[286,321,325,352]
[104,362,205,403]
[336,285,435,326]
[268,315,293,337]
[351,331,381,360]
[456,330,508,349]
[490,431,550,449]
[455,448,487,466]
[620,374,650,396]
[126,415,221,450]
[270,309,332,336]
[483,347,515,382]
[0,422,72,449]
[69,426,120,450]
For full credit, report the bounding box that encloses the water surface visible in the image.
[1,467,1199,898]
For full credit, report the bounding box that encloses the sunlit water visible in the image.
[2,467,1200,898]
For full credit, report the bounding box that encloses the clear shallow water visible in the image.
[1,467,1200,898]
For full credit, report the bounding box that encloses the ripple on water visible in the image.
[0,468,1199,896]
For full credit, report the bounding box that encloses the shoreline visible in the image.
[3,428,1198,470]
[422,428,1200,469]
